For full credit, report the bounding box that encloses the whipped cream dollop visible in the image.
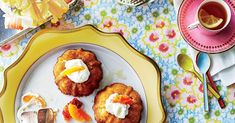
[105,93,130,119]
[64,59,90,83]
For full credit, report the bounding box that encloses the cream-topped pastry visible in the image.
[105,93,131,119]
[62,59,90,83]
[54,49,103,97]
[93,83,142,123]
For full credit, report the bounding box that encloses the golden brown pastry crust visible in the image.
[93,83,143,123]
[53,48,103,97]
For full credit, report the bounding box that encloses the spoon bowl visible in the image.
[177,54,195,71]
[197,53,211,73]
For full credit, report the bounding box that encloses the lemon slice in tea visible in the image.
[199,9,223,29]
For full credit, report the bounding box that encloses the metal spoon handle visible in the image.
[203,73,209,112]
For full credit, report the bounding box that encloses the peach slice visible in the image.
[62,105,71,121]
[22,94,46,107]
[112,95,134,105]
[68,104,91,122]
[62,98,83,121]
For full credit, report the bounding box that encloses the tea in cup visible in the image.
[188,0,231,35]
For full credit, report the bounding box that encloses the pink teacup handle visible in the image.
[188,21,200,30]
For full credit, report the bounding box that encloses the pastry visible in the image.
[93,83,143,123]
[53,48,103,97]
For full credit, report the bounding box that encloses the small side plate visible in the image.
[178,0,235,53]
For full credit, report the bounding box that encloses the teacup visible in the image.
[187,0,231,35]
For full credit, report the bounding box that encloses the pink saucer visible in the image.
[178,0,235,53]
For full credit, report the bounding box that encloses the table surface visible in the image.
[0,0,235,122]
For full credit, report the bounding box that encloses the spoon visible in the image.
[196,52,210,112]
[177,54,220,99]
[196,53,225,109]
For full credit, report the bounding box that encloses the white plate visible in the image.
[15,43,147,123]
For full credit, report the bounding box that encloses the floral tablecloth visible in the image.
[0,0,235,122]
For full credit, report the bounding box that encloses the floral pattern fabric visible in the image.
[0,0,235,122]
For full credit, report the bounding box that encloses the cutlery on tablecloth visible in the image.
[177,54,220,99]
[196,53,226,109]
[196,52,211,112]
[118,0,154,6]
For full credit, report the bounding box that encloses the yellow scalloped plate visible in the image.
[0,25,166,123]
